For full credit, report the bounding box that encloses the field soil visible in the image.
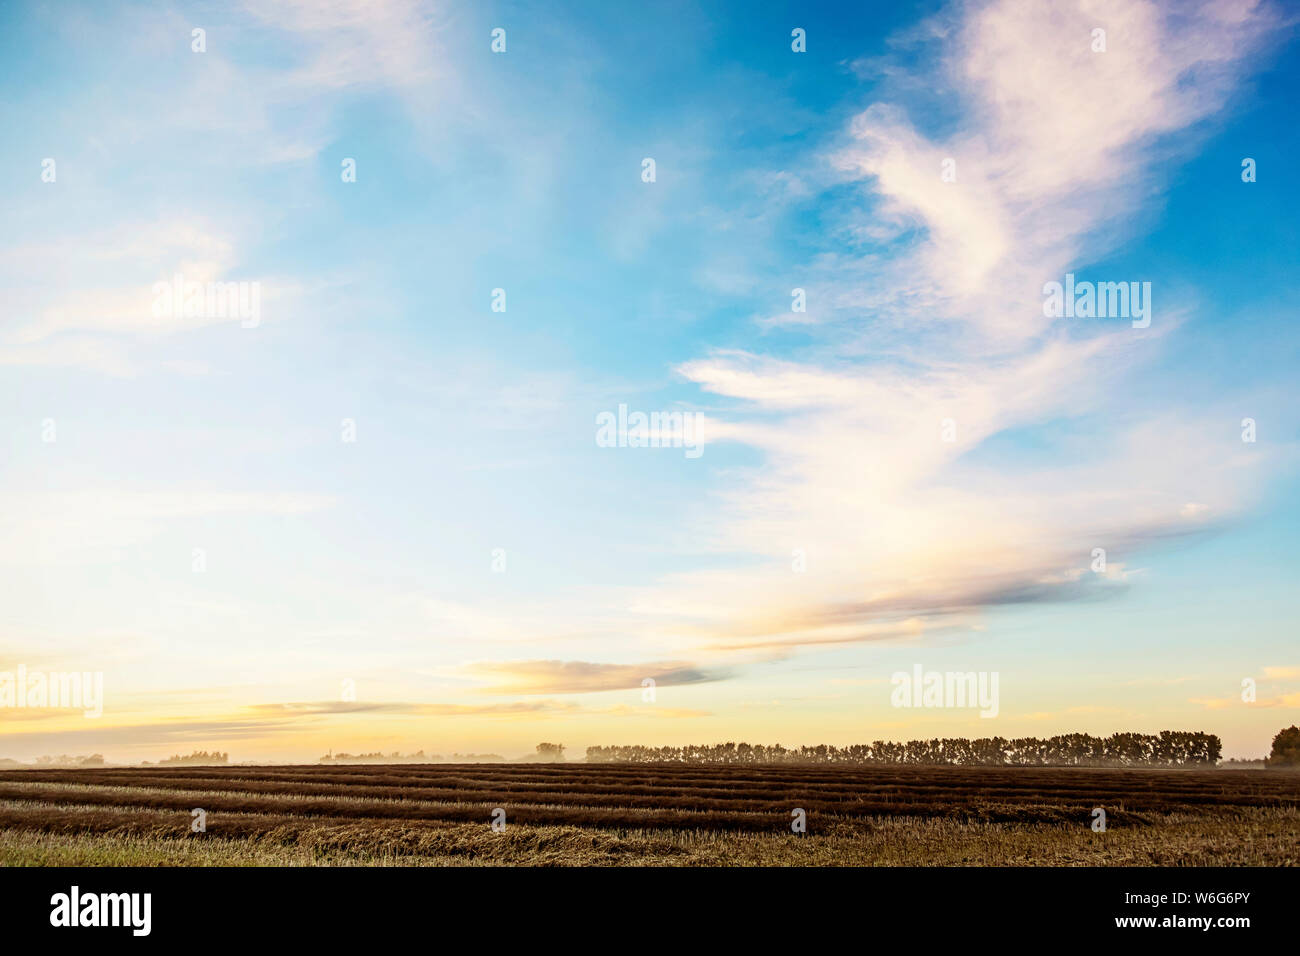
[0,763,1295,866]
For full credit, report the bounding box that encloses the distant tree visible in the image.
[536,742,565,761]
[1266,726,1300,767]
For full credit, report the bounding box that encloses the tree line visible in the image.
[319,750,505,764]
[586,731,1223,767]
[155,750,229,765]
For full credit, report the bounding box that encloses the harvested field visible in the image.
[1,763,1296,866]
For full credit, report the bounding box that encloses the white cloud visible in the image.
[829,0,1277,344]
[640,0,1282,656]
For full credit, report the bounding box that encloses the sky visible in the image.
[1,0,1297,763]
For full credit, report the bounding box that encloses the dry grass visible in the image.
[1,763,1295,866]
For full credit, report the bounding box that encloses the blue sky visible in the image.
[1,0,1297,762]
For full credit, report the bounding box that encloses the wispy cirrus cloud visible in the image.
[640,0,1284,658]
[1193,694,1300,710]
[247,699,581,717]
[1262,666,1300,680]
[1194,665,1300,709]
[462,659,733,695]
[822,0,1281,345]
[1,0,447,376]
[241,0,449,94]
